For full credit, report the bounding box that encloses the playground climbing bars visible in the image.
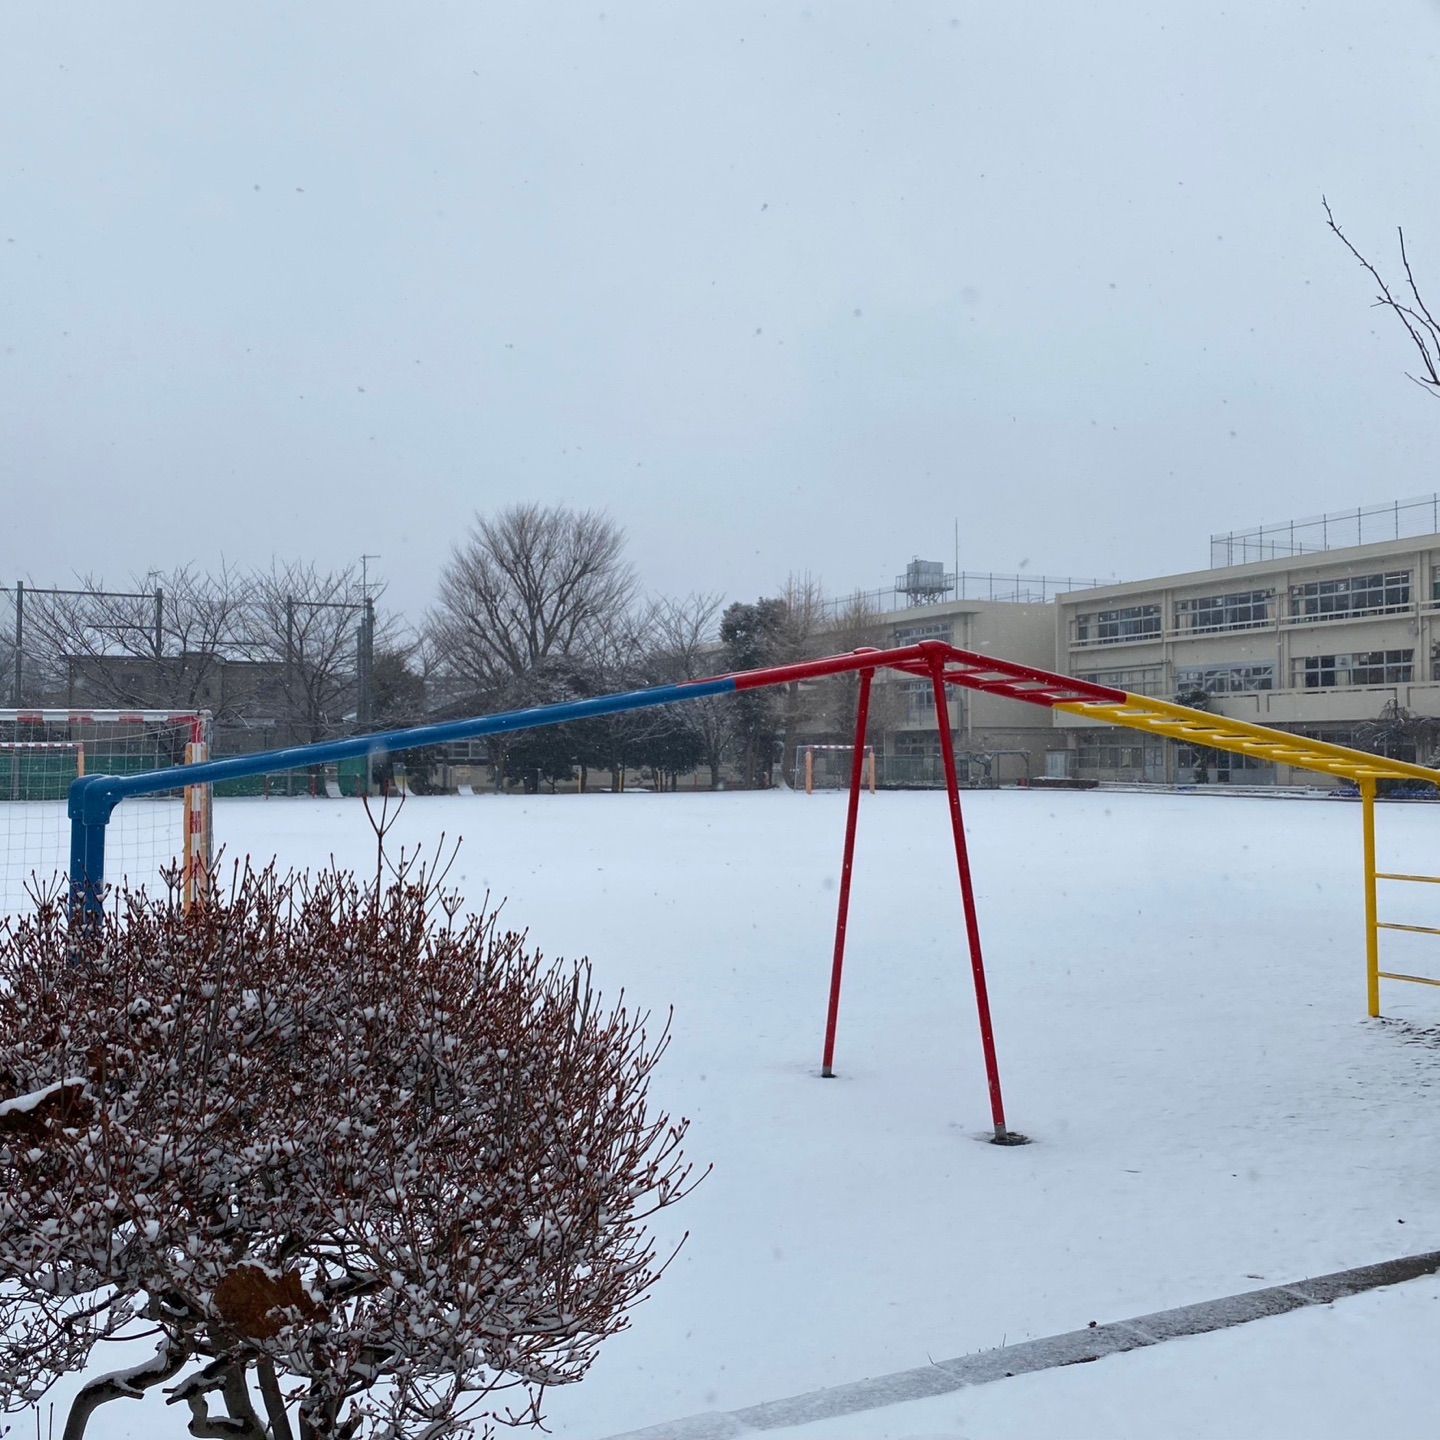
[63,640,1440,1132]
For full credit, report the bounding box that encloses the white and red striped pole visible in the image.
[182,720,212,911]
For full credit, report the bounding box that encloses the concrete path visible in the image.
[601,1250,1440,1440]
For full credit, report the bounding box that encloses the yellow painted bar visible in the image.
[1362,778,1380,1018]
[1057,694,1440,786]
[1377,872,1440,884]
[1378,970,1440,988]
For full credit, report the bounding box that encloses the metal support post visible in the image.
[821,668,874,1077]
[928,655,1023,1144]
[68,805,112,931]
[1362,777,1380,1017]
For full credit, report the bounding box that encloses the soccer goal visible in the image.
[795,743,876,795]
[0,709,211,916]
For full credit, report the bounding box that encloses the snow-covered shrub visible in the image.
[0,861,699,1439]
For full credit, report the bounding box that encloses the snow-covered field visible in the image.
[9,788,1440,1437]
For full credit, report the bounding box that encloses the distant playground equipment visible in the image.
[65,641,1440,1144]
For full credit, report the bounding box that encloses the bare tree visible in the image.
[647,594,732,788]
[427,506,636,789]
[242,562,381,745]
[814,593,906,747]
[428,506,635,704]
[0,849,700,1439]
[774,576,839,786]
[1324,197,1440,398]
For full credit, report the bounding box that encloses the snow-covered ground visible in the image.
[9,788,1440,1437]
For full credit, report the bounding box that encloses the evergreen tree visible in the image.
[719,599,788,786]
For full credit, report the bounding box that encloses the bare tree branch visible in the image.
[1325,196,1440,396]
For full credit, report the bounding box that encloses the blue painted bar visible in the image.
[68,674,738,918]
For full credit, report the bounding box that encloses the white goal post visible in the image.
[0,709,212,915]
[795,743,877,795]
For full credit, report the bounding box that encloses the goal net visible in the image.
[795,743,877,795]
[0,710,211,917]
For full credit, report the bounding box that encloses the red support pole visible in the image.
[821,668,875,1077]
[928,656,1024,1143]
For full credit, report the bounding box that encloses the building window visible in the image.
[1289,571,1410,622]
[1075,665,1166,696]
[893,619,952,645]
[1174,590,1273,633]
[1293,650,1413,688]
[902,679,935,719]
[1174,663,1275,695]
[1074,604,1161,645]
[900,679,963,724]
[892,732,941,758]
[1074,731,1165,779]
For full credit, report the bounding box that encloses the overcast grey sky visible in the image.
[4,2,1440,624]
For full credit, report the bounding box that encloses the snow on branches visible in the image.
[0,854,700,1439]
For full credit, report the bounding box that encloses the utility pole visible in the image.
[280,565,379,794]
[356,599,375,727]
[12,580,22,707]
[357,556,380,796]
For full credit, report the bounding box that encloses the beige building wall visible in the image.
[1052,534,1440,784]
[864,599,1058,782]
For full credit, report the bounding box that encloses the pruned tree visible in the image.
[0,849,700,1439]
[1324,197,1440,398]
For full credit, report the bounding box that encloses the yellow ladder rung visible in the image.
[1377,970,1440,988]
[1376,921,1440,936]
[1377,872,1440,884]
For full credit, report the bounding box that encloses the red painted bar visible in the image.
[821,667,875,1077]
[725,644,929,691]
[721,640,1127,708]
[928,653,1016,1143]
